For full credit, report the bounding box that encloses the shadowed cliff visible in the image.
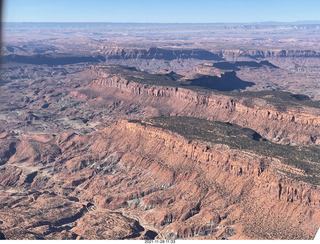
[184,71,255,91]
[4,54,106,65]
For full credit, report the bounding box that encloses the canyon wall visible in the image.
[216,49,320,59]
[99,47,320,71]
[92,120,320,239]
[100,47,320,61]
[102,47,223,61]
[85,66,320,146]
[0,120,319,239]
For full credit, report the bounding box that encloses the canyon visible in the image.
[0,117,319,239]
[74,65,320,146]
[1,22,320,240]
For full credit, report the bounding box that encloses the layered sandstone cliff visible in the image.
[83,65,320,146]
[0,118,319,239]
[99,47,320,61]
[216,49,320,60]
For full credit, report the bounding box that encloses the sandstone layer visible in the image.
[98,47,320,61]
[72,65,320,146]
[2,22,320,240]
[0,117,319,239]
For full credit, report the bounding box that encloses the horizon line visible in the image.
[3,20,320,25]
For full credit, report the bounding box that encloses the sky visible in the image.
[3,0,320,23]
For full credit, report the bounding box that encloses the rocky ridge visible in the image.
[99,47,320,61]
[79,65,320,146]
[2,22,320,241]
[0,117,319,239]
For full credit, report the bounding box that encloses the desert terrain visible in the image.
[0,22,320,240]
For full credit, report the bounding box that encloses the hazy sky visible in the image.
[3,0,320,23]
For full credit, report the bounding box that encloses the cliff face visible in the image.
[217,49,320,59]
[85,66,320,146]
[100,47,320,61]
[98,120,320,239]
[103,47,223,61]
[0,119,319,239]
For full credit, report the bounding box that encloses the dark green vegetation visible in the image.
[234,90,320,109]
[212,60,279,71]
[101,65,320,109]
[131,116,320,185]
[101,65,254,91]
[101,65,182,87]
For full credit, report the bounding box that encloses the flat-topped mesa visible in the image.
[125,117,320,184]
[88,65,320,146]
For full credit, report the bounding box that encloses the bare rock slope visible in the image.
[72,65,320,146]
[0,117,319,239]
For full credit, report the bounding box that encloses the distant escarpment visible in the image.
[80,65,320,146]
[100,47,320,61]
[103,47,223,61]
[0,117,319,239]
[216,49,320,60]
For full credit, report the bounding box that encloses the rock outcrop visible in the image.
[3,22,320,241]
[0,118,319,239]
[102,47,223,61]
[99,47,320,61]
[217,49,320,60]
[80,65,320,146]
